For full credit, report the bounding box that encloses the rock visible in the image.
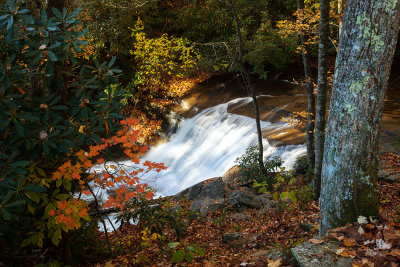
[190,197,225,216]
[172,177,229,201]
[198,177,226,199]
[186,182,205,200]
[227,190,262,209]
[230,213,250,221]
[222,165,242,186]
[261,200,278,213]
[222,232,242,243]
[292,240,353,267]
[257,193,273,205]
[172,180,203,201]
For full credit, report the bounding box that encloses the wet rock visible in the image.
[222,233,242,243]
[292,240,353,267]
[230,213,250,221]
[227,190,262,209]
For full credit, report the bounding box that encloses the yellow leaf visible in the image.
[78,125,85,134]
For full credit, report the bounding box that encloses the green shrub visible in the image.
[116,195,186,238]
[0,1,123,263]
[296,185,315,209]
[235,145,282,185]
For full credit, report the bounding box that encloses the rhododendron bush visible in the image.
[0,1,165,260]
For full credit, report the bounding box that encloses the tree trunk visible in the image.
[338,0,344,37]
[297,0,315,172]
[319,0,400,236]
[314,0,330,199]
[227,0,266,176]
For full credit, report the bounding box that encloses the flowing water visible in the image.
[140,97,306,197]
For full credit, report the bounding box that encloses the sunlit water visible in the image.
[94,97,306,231]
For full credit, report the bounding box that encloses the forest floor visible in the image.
[88,152,400,267]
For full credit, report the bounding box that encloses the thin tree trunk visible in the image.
[319,0,400,235]
[297,0,315,172]
[338,0,343,37]
[227,0,266,177]
[314,0,330,199]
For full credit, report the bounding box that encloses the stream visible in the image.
[95,71,400,231]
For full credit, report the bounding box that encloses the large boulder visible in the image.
[198,177,226,199]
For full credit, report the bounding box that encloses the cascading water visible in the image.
[93,96,306,231]
[134,96,306,196]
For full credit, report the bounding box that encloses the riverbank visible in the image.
[89,152,400,266]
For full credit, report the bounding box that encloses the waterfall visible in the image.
[132,96,306,196]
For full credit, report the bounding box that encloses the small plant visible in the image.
[296,185,315,209]
[117,197,186,238]
[235,146,282,185]
[168,242,204,263]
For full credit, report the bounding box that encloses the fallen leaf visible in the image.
[343,238,357,247]
[365,248,378,257]
[310,239,324,244]
[358,226,365,235]
[358,216,368,224]
[376,238,392,250]
[314,253,323,259]
[268,258,282,267]
[388,249,400,258]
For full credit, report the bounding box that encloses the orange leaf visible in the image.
[104,120,109,135]
[17,87,26,94]
[343,238,357,247]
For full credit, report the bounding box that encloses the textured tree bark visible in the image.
[227,0,266,177]
[314,0,330,199]
[297,0,316,172]
[319,0,400,236]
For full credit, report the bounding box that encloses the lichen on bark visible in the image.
[319,0,400,236]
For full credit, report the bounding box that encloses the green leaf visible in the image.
[2,209,12,220]
[168,242,180,249]
[5,200,25,208]
[21,237,33,247]
[56,178,62,188]
[172,250,185,263]
[6,15,13,31]
[193,244,204,256]
[47,50,57,61]
[108,56,116,68]
[10,161,30,167]
[186,251,194,262]
[14,121,24,136]
[24,185,46,193]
